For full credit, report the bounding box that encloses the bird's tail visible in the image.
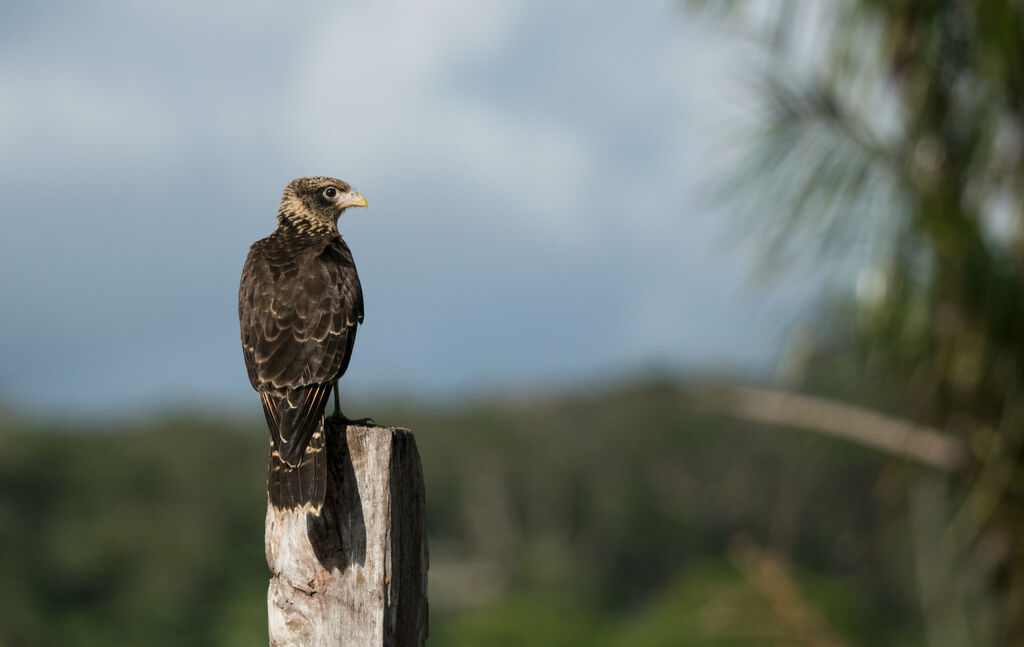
[261,387,330,513]
[267,421,327,513]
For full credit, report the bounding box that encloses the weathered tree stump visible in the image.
[265,422,428,647]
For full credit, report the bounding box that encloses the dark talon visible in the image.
[328,412,376,427]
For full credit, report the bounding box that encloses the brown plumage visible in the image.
[238,176,367,512]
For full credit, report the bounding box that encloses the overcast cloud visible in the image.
[0,0,809,415]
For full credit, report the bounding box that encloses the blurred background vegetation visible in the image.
[4,0,1024,645]
[0,384,924,646]
[687,1,1024,644]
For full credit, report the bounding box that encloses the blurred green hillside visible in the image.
[0,380,928,646]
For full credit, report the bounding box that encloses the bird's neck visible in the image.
[276,210,338,236]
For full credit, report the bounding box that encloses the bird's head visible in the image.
[278,176,367,229]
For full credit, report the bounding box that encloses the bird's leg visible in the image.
[328,380,375,427]
[333,380,341,418]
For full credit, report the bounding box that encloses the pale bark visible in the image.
[265,422,428,647]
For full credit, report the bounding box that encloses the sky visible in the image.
[0,0,816,416]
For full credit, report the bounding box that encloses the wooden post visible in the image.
[265,422,428,647]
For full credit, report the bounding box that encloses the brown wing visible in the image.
[239,232,362,466]
[239,233,362,391]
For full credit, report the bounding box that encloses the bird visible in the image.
[238,176,369,513]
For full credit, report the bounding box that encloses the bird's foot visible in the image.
[327,411,376,427]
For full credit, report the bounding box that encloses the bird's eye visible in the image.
[322,187,338,200]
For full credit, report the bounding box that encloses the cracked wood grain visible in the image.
[265,422,428,647]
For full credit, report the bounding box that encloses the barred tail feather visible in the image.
[268,421,326,513]
[260,385,331,467]
[261,385,331,513]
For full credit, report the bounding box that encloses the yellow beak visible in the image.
[340,192,367,209]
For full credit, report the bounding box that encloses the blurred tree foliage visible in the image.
[0,384,924,646]
[689,1,1024,644]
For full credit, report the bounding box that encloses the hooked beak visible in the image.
[338,191,367,209]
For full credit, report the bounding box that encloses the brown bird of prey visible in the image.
[238,176,368,512]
